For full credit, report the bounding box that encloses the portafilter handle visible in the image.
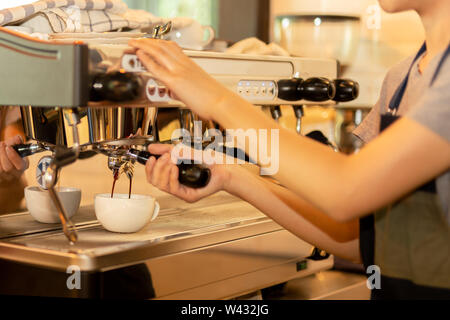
[13,143,43,157]
[127,149,211,189]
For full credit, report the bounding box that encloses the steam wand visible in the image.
[13,110,83,243]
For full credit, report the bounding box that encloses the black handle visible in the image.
[131,150,211,189]
[299,77,336,102]
[13,144,39,157]
[277,78,304,101]
[277,77,336,102]
[90,71,142,102]
[332,79,359,102]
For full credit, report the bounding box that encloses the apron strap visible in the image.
[388,42,427,113]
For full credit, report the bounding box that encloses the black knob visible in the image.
[299,77,336,102]
[333,79,359,102]
[130,149,211,189]
[277,78,304,101]
[90,71,142,102]
[277,77,335,102]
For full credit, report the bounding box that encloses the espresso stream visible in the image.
[110,171,119,198]
[128,177,132,199]
[110,171,133,199]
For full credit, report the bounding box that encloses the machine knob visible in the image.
[333,79,359,102]
[277,77,335,102]
[90,71,142,102]
[277,78,304,101]
[299,77,336,102]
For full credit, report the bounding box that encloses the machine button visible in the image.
[148,85,156,96]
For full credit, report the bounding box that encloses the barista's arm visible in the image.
[130,39,450,223]
[145,145,360,263]
[226,165,361,263]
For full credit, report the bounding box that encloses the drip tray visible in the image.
[0,193,277,272]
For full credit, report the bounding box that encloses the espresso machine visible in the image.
[2,23,213,243]
[0,25,359,298]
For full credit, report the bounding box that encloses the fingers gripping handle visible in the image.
[131,149,211,189]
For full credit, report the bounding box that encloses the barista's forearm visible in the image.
[215,97,450,224]
[224,166,361,263]
[216,96,350,218]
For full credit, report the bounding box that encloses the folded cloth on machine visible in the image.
[226,37,290,57]
[0,0,194,33]
[0,0,127,25]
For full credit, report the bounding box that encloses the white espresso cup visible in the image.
[25,186,81,223]
[94,194,159,233]
[166,21,215,50]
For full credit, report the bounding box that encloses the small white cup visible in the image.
[94,194,159,233]
[25,186,81,223]
[166,21,215,50]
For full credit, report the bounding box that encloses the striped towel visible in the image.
[0,0,193,33]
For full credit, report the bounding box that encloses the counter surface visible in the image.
[0,192,281,272]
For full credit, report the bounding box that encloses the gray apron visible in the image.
[360,43,450,299]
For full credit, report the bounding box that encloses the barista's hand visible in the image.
[128,39,234,121]
[145,144,232,203]
[0,135,29,184]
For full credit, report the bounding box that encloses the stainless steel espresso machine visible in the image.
[0,25,358,299]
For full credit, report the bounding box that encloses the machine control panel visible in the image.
[145,79,170,102]
[122,54,146,72]
[122,54,171,102]
[118,53,358,106]
[236,80,277,100]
